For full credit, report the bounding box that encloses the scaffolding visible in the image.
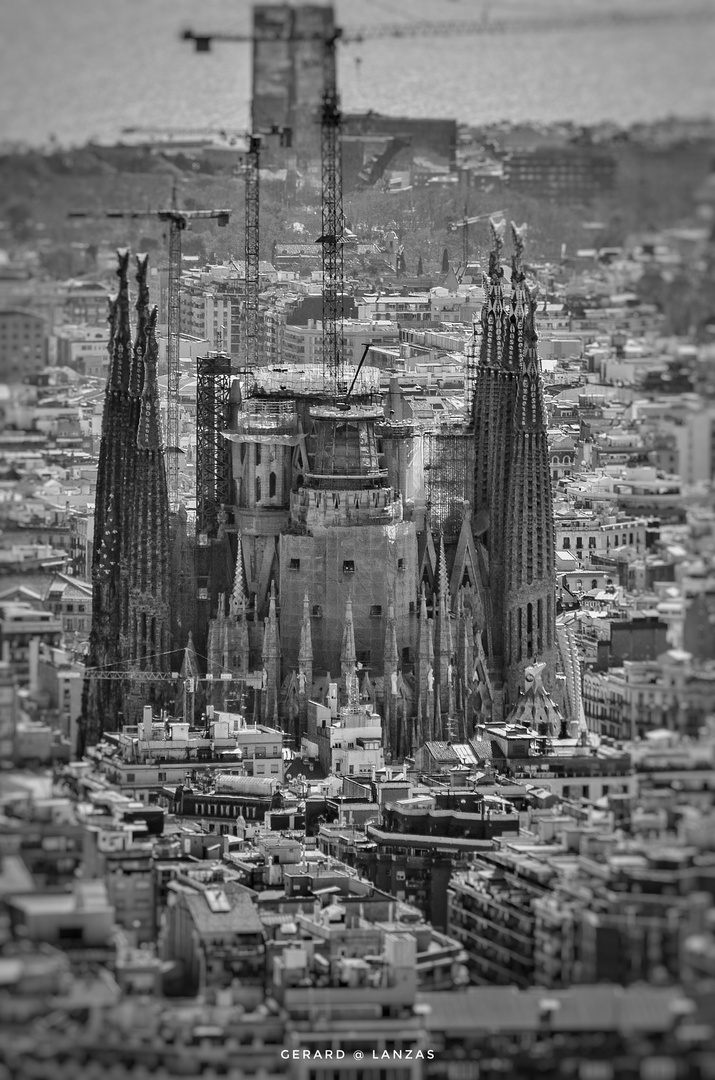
[252,364,381,398]
[465,317,481,423]
[196,352,233,537]
[424,420,472,537]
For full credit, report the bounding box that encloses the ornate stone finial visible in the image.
[109,250,132,394]
[525,284,540,347]
[130,254,150,401]
[510,221,528,278]
[488,216,506,277]
[462,499,472,522]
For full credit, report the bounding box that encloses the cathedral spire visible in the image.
[137,308,164,451]
[261,581,281,724]
[295,592,313,737]
[178,631,204,722]
[514,287,548,433]
[383,596,400,760]
[503,277,557,702]
[129,254,149,408]
[415,585,435,745]
[80,250,135,748]
[433,534,453,715]
[299,592,313,671]
[503,222,529,372]
[107,249,132,395]
[228,532,247,618]
[126,299,171,720]
[340,594,357,693]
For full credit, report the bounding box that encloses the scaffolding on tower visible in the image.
[424,419,473,538]
[196,352,234,538]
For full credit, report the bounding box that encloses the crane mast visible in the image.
[244,134,261,387]
[320,31,344,395]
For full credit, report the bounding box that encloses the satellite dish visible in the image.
[473,508,489,536]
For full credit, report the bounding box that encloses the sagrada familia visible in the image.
[80,222,559,757]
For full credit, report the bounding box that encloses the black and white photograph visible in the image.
[1,1,715,1077]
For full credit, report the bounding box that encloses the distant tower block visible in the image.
[252,4,335,173]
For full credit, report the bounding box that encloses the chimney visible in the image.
[142,705,153,742]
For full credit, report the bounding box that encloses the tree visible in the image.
[441,248,449,274]
[5,201,33,241]
[417,254,424,276]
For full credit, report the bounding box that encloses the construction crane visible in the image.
[240,125,292,387]
[185,25,344,394]
[81,667,263,724]
[317,30,344,393]
[182,6,713,51]
[69,193,231,511]
[449,208,506,276]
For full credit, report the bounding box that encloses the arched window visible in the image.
[255,476,261,503]
[255,444,262,466]
[269,471,276,498]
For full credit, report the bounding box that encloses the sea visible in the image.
[0,0,714,148]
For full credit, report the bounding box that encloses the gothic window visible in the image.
[517,608,523,661]
[269,471,276,498]
[240,443,246,464]
[255,444,262,466]
[537,598,543,653]
[255,476,261,503]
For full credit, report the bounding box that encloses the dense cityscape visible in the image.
[2,3,715,1078]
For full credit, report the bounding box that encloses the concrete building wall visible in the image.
[279,522,418,675]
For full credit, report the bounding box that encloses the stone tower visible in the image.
[80,252,172,748]
[503,280,557,701]
[471,221,556,706]
[125,302,171,718]
[80,251,134,749]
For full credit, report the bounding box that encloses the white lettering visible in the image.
[281,1051,289,1060]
